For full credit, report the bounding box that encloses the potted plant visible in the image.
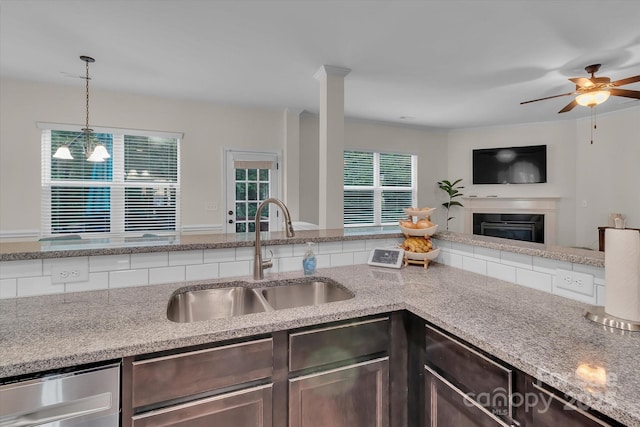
[437,179,464,230]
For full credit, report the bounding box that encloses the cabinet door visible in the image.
[424,366,510,427]
[289,357,389,427]
[528,382,614,427]
[132,384,272,427]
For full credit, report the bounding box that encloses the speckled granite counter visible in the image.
[0,229,604,267]
[0,263,637,425]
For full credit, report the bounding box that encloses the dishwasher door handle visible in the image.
[1,392,113,427]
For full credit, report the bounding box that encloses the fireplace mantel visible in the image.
[462,197,559,245]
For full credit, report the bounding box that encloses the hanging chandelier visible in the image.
[53,56,110,162]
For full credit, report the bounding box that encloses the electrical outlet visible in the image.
[555,269,594,297]
[51,263,89,284]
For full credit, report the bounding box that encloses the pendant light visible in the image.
[53,56,110,162]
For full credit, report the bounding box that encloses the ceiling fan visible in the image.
[521,64,640,113]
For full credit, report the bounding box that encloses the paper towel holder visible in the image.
[583,306,640,332]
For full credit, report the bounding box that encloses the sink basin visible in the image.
[167,287,270,323]
[260,280,354,310]
[167,279,354,322]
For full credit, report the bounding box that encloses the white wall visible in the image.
[0,78,286,236]
[298,114,449,226]
[446,107,640,248]
[574,108,640,249]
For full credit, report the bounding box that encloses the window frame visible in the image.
[343,149,417,227]
[40,122,182,238]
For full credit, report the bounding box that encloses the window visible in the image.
[343,150,417,226]
[41,124,181,237]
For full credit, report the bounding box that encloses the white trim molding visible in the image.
[462,197,559,245]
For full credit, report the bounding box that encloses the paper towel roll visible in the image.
[605,228,640,321]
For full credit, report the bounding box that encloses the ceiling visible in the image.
[1,0,639,130]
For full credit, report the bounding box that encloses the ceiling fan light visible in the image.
[53,145,74,160]
[576,90,610,107]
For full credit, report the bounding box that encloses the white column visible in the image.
[314,65,351,229]
[283,108,302,221]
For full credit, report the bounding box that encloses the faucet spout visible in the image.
[254,198,295,279]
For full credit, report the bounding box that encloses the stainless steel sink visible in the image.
[260,280,354,310]
[167,279,354,322]
[167,286,270,323]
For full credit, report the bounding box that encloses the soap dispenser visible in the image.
[303,242,317,275]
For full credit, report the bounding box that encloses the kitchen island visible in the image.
[0,262,637,425]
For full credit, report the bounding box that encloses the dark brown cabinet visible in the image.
[289,357,389,427]
[132,384,272,427]
[424,366,509,427]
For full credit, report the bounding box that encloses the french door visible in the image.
[224,150,280,234]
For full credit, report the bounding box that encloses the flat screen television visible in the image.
[472,145,547,184]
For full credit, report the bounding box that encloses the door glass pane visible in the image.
[236,169,246,180]
[248,182,257,200]
[259,182,269,200]
[236,182,246,200]
[236,202,246,220]
[236,222,246,233]
[248,169,257,181]
[248,202,257,220]
[259,169,269,181]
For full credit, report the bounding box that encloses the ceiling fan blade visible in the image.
[520,92,574,105]
[609,88,640,99]
[569,77,594,88]
[611,75,640,87]
[558,100,578,113]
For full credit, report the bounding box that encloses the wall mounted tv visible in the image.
[472,145,547,184]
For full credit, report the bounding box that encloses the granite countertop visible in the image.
[0,263,636,425]
[0,229,604,268]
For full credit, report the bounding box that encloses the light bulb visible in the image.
[576,90,610,107]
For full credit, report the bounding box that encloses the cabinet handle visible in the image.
[530,382,612,427]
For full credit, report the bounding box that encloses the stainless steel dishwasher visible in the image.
[0,363,120,427]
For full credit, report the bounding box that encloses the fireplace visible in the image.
[473,213,544,243]
[462,197,558,245]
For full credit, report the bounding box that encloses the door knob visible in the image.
[228,210,234,215]
[228,219,234,224]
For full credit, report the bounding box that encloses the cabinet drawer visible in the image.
[424,366,509,427]
[132,338,273,408]
[425,324,512,420]
[132,384,272,427]
[289,317,389,371]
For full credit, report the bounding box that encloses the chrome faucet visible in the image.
[253,198,295,279]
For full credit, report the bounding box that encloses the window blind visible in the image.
[343,150,417,227]
[41,128,181,238]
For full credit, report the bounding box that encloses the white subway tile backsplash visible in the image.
[516,268,552,293]
[186,263,219,281]
[486,262,516,283]
[278,256,304,273]
[131,252,168,269]
[150,266,185,284]
[0,278,17,299]
[462,256,487,276]
[533,257,572,275]
[270,244,293,258]
[219,260,252,278]
[17,276,63,297]
[168,250,203,266]
[343,240,366,252]
[318,241,343,254]
[501,252,533,270]
[596,285,605,306]
[65,272,109,293]
[316,254,331,269]
[235,247,254,261]
[43,257,88,276]
[473,247,500,262]
[0,235,606,307]
[573,263,605,280]
[109,269,148,288]
[354,251,371,265]
[450,243,475,256]
[204,248,236,263]
[0,259,42,279]
[330,252,354,267]
[90,255,130,272]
